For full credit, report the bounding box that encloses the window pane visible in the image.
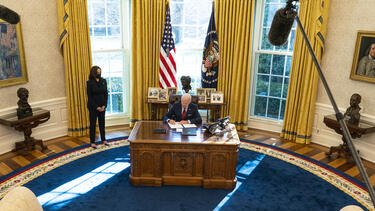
[111,94,123,113]
[271,55,285,75]
[256,75,269,96]
[283,78,289,98]
[263,3,279,27]
[267,98,280,119]
[261,27,273,50]
[254,96,267,117]
[107,2,120,25]
[108,52,124,73]
[289,29,296,52]
[173,26,183,45]
[270,76,282,97]
[285,56,292,77]
[171,3,183,25]
[258,54,271,74]
[108,27,120,36]
[111,77,123,92]
[93,3,105,25]
[280,100,286,120]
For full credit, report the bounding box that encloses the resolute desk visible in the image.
[128,121,239,189]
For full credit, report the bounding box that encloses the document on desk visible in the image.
[168,123,183,129]
[182,124,197,128]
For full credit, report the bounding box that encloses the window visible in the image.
[87,0,130,115]
[250,0,297,120]
[170,0,213,91]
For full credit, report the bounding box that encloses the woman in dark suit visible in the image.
[87,66,109,149]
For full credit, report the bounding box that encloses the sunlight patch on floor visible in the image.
[213,154,266,211]
[37,160,130,210]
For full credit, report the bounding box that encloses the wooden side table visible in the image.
[323,114,375,160]
[0,108,50,155]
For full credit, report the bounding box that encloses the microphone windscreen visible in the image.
[0,5,20,24]
[268,8,296,46]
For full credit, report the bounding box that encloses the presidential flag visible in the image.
[201,4,219,88]
[159,3,177,89]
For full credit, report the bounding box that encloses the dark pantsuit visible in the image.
[89,109,106,144]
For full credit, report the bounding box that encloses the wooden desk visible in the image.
[324,114,375,160]
[128,121,239,189]
[148,100,223,122]
[0,108,50,155]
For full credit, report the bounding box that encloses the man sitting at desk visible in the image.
[163,93,202,124]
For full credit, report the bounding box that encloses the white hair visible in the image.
[181,93,191,102]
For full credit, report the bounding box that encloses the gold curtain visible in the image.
[131,0,167,123]
[281,0,330,144]
[216,0,255,130]
[57,0,92,136]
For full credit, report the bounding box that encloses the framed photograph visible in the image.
[158,89,168,102]
[211,92,223,104]
[196,88,205,96]
[350,31,375,83]
[167,87,177,97]
[205,88,216,101]
[148,87,160,98]
[0,20,28,88]
[198,95,206,103]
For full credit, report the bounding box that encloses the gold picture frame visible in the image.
[198,95,206,103]
[211,91,223,104]
[196,88,205,96]
[167,87,177,97]
[350,30,375,83]
[148,87,160,98]
[0,20,28,88]
[205,88,216,102]
[158,89,168,102]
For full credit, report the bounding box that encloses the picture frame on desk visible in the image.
[148,87,160,99]
[196,88,205,96]
[211,92,223,104]
[167,87,177,97]
[158,89,168,102]
[205,88,216,102]
[198,95,206,104]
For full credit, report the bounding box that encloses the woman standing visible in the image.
[87,66,109,148]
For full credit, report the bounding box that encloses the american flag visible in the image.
[159,3,177,89]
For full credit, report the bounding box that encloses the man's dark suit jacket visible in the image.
[163,102,202,124]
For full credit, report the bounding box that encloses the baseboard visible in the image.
[247,103,375,163]
[0,97,68,155]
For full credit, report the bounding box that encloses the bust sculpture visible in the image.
[344,93,361,126]
[17,88,33,119]
[180,76,191,93]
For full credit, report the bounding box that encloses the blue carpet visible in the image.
[22,144,368,211]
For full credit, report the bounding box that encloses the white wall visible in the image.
[250,0,375,163]
[314,0,375,162]
[0,0,67,154]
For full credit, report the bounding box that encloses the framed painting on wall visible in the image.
[0,20,28,88]
[350,31,375,83]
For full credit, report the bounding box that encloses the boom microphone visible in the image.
[0,5,20,24]
[268,0,297,46]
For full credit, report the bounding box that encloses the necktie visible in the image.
[182,108,186,120]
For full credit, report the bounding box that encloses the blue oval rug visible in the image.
[0,138,372,210]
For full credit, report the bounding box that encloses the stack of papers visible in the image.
[168,123,183,129]
[168,123,197,129]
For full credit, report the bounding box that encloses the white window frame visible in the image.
[88,0,131,125]
[248,0,296,132]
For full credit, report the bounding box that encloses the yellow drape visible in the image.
[131,0,167,123]
[281,0,330,144]
[216,0,255,130]
[57,0,92,136]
